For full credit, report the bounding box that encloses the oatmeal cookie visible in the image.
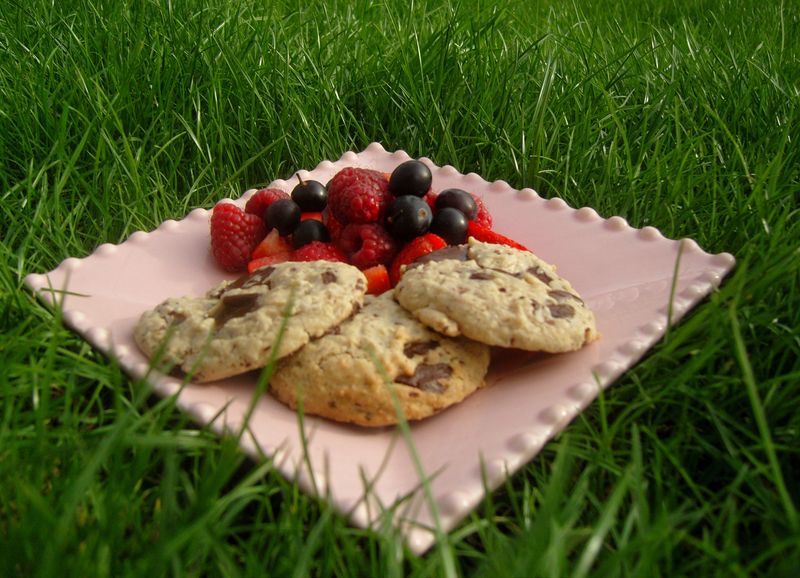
[394,238,598,352]
[270,291,490,426]
[134,261,367,382]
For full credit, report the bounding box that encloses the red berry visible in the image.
[471,194,493,228]
[389,233,448,285]
[244,188,290,223]
[466,221,529,251]
[338,223,398,270]
[291,241,348,263]
[362,264,391,295]
[327,167,393,224]
[210,203,267,272]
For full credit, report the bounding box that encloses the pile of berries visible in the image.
[209,160,527,294]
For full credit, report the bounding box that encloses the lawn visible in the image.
[1,0,798,576]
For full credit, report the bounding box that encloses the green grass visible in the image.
[2,0,799,575]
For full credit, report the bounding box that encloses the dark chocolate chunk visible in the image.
[233,266,276,290]
[167,312,188,326]
[403,340,440,357]
[548,289,572,300]
[396,363,452,393]
[548,303,576,319]
[167,366,187,379]
[211,293,260,327]
[469,271,495,280]
[548,289,583,304]
[407,245,469,270]
[528,266,553,285]
[321,270,337,284]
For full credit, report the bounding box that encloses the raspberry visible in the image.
[322,208,344,242]
[291,241,347,263]
[244,188,290,223]
[327,167,393,224]
[338,223,398,270]
[210,203,267,272]
[471,193,493,228]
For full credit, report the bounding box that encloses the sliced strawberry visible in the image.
[466,222,529,252]
[247,252,292,273]
[251,229,292,260]
[300,211,324,222]
[389,233,447,286]
[363,264,391,295]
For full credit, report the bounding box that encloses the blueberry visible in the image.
[434,188,477,220]
[389,160,432,197]
[292,177,328,212]
[430,207,468,245]
[266,199,301,236]
[386,195,433,241]
[292,219,329,248]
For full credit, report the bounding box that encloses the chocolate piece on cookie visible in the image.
[270,291,490,427]
[134,261,367,382]
[394,238,598,352]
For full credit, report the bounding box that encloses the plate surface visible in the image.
[25,143,735,554]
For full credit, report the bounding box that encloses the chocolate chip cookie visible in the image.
[394,238,598,352]
[269,291,490,427]
[134,261,367,382]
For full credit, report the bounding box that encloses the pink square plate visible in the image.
[25,143,736,554]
